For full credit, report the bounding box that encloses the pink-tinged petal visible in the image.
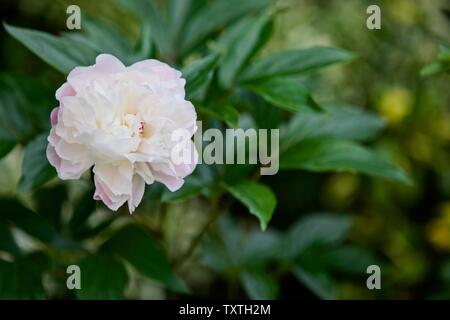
[54,139,88,162]
[67,54,126,93]
[135,162,155,184]
[49,53,196,213]
[58,159,90,180]
[174,141,198,177]
[50,107,59,127]
[55,83,76,101]
[128,175,145,213]
[130,59,186,96]
[152,169,184,192]
[48,128,60,147]
[94,174,128,211]
[94,54,126,74]
[93,162,133,196]
[130,59,166,72]
[46,144,61,170]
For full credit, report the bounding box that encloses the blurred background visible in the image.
[0,0,449,299]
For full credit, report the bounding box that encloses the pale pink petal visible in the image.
[128,175,145,213]
[94,174,128,211]
[93,162,133,196]
[153,170,184,192]
[55,83,76,101]
[46,144,61,170]
[50,107,59,126]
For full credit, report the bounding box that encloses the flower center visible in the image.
[139,120,145,135]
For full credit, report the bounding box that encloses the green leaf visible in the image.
[283,213,352,259]
[0,221,21,255]
[161,175,204,203]
[132,22,153,61]
[180,0,271,55]
[0,140,14,160]
[225,181,276,230]
[421,44,450,76]
[240,270,279,300]
[241,229,281,264]
[247,77,321,112]
[0,254,48,299]
[438,44,450,61]
[233,90,283,129]
[0,74,53,142]
[5,23,97,74]
[219,15,272,88]
[33,184,67,231]
[420,62,449,76]
[115,0,170,56]
[280,104,385,150]
[18,134,56,192]
[0,198,81,250]
[182,54,219,99]
[76,255,128,300]
[101,225,187,293]
[63,17,132,64]
[168,0,196,46]
[280,138,410,183]
[292,266,336,300]
[239,47,355,82]
[323,245,380,275]
[199,104,239,128]
[69,188,96,233]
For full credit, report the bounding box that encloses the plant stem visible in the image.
[174,198,220,269]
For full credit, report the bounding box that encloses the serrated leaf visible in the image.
[239,47,355,82]
[225,181,276,230]
[101,225,188,293]
[18,134,56,192]
[280,138,410,183]
[247,77,321,112]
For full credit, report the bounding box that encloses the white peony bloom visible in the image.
[47,54,198,213]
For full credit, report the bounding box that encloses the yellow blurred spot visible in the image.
[377,87,413,125]
[426,203,450,251]
[388,0,420,24]
[434,115,450,141]
[407,133,433,164]
[322,173,359,208]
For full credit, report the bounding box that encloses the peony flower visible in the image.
[47,54,198,213]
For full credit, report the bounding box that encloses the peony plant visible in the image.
[0,0,409,299]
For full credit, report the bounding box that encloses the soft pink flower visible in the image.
[47,54,198,212]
